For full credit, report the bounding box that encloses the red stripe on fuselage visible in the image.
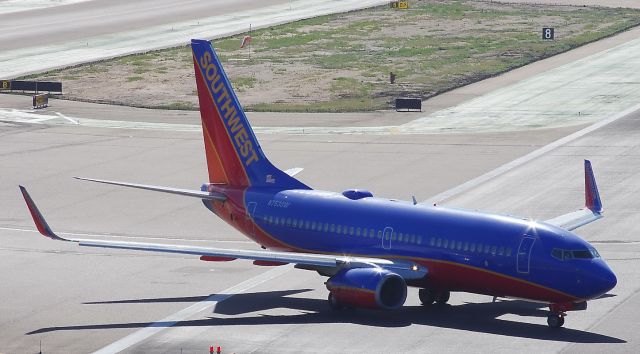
[411,259,576,303]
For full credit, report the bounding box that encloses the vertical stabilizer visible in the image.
[191,39,309,190]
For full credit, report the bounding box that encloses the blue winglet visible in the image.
[584,160,602,213]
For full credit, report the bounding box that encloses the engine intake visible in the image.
[326,268,407,310]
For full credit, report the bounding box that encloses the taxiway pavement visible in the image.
[1,100,638,353]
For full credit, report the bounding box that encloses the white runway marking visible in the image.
[423,101,640,204]
[55,112,79,125]
[92,265,292,354]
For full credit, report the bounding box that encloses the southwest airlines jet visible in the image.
[20,39,616,329]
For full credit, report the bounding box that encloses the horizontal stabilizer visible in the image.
[74,177,226,201]
[284,167,304,177]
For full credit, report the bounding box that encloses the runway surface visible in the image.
[0,0,387,78]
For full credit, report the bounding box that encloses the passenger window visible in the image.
[498,247,504,256]
[491,246,497,256]
[437,238,442,247]
[457,241,462,250]
[391,232,396,241]
[286,218,292,227]
[311,221,316,230]
[463,242,469,251]
[443,239,448,248]
[369,229,375,238]
[305,220,310,229]
[292,219,297,228]
[336,225,342,234]
[450,242,455,250]
[470,243,476,252]
[430,237,436,246]
[417,235,422,244]
[324,223,329,232]
[349,226,354,235]
[330,224,335,232]
[378,230,382,239]
[356,227,361,236]
[477,243,482,252]
[506,248,512,256]
[484,245,490,254]
[343,226,349,235]
[268,216,273,224]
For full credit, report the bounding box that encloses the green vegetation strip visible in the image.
[23,0,640,112]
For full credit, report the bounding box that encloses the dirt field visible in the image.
[23,0,640,112]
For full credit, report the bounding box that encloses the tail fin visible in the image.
[191,39,309,189]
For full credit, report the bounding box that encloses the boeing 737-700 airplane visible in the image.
[20,39,616,328]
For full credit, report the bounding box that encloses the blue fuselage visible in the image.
[227,188,616,304]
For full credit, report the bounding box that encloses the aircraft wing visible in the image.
[19,186,427,280]
[544,160,603,231]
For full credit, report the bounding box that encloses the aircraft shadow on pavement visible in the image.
[29,289,624,344]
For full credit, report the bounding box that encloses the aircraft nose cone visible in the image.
[591,263,617,298]
[604,269,617,293]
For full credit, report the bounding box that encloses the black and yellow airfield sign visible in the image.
[390,1,409,9]
[1,80,10,90]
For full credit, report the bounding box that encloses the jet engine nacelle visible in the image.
[326,268,407,310]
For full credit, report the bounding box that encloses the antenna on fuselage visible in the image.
[412,196,417,205]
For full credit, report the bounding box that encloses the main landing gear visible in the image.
[419,288,450,305]
[547,313,565,328]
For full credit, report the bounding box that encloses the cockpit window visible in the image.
[552,247,600,261]
[572,250,593,259]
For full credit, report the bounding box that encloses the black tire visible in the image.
[328,293,343,311]
[435,290,450,305]
[419,288,435,305]
[547,314,564,328]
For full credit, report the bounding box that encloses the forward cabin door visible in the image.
[517,236,536,274]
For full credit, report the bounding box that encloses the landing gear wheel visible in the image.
[547,314,565,328]
[328,293,344,311]
[435,290,450,305]
[419,288,436,305]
